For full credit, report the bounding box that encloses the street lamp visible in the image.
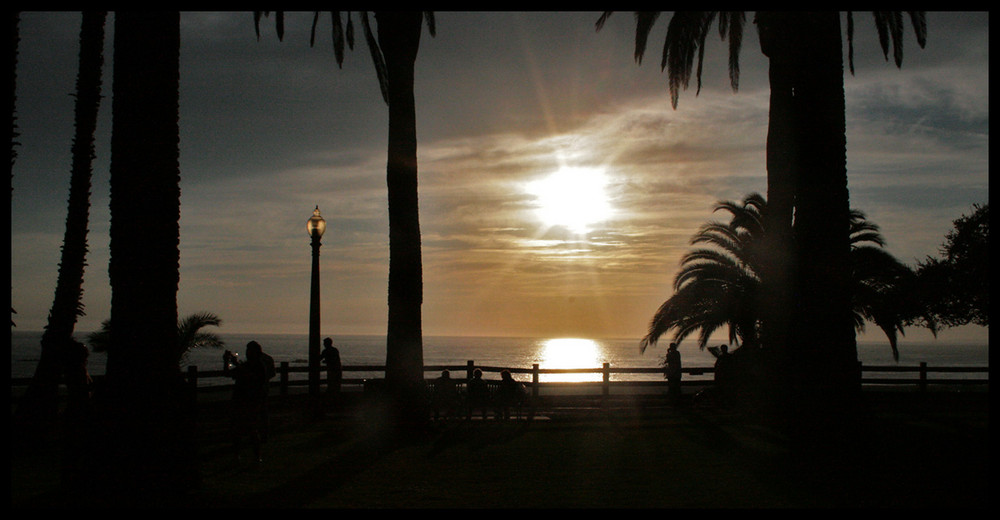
[307,205,326,398]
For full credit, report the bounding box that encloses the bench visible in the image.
[427,378,531,421]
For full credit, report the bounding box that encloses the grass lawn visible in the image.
[12,390,989,508]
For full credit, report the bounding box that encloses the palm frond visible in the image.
[310,12,320,47]
[423,11,436,37]
[86,319,112,352]
[662,11,705,108]
[254,11,284,41]
[360,12,389,104]
[331,12,346,66]
[346,12,355,49]
[719,11,745,91]
[176,311,224,363]
[874,11,908,67]
[908,11,927,48]
[595,11,614,32]
[633,11,660,64]
[846,11,856,74]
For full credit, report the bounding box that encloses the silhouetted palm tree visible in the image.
[256,12,435,422]
[599,11,926,400]
[10,12,17,328]
[641,194,929,362]
[10,11,19,193]
[641,194,765,353]
[100,11,195,497]
[87,311,226,365]
[15,11,107,431]
[848,210,937,361]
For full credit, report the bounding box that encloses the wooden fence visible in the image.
[185,360,988,396]
[11,360,988,398]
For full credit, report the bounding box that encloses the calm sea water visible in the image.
[10,330,989,387]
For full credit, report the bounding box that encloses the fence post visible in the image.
[187,365,198,392]
[919,362,927,393]
[280,361,289,396]
[532,363,540,398]
[467,360,475,380]
[603,363,610,397]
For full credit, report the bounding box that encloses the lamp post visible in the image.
[307,205,326,398]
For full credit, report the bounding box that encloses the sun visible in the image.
[538,338,604,382]
[527,166,613,234]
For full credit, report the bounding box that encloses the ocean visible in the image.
[10,330,989,387]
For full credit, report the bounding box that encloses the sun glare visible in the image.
[538,337,604,382]
[527,166,612,234]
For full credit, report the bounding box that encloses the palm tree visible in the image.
[641,194,765,353]
[11,12,20,328]
[848,210,937,361]
[10,11,19,193]
[100,11,195,497]
[598,11,926,400]
[14,11,107,432]
[642,194,930,362]
[87,311,226,365]
[255,12,435,423]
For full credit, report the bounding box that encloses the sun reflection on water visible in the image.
[537,338,605,382]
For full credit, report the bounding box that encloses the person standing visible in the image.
[224,341,269,463]
[665,342,682,402]
[320,337,342,397]
[713,344,734,407]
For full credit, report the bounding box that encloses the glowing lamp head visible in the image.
[306,205,326,238]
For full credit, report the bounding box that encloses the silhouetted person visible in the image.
[665,342,682,402]
[224,341,271,463]
[714,344,734,407]
[495,370,526,421]
[432,370,460,421]
[466,368,490,420]
[251,341,276,441]
[320,337,342,397]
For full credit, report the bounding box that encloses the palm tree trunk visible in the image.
[15,11,106,436]
[376,12,426,424]
[756,12,859,416]
[786,13,858,405]
[10,11,19,193]
[100,11,195,498]
[755,11,803,411]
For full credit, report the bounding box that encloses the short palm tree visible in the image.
[87,311,225,365]
[849,214,937,360]
[641,193,930,361]
[640,194,765,353]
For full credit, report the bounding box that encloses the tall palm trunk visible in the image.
[787,13,857,403]
[757,12,858,413]
[377,11,426,423]
[10,11,19,193]
[107,12,181,392]
[15,10,106,432]
[100,11,195,497]
[755,12,798,395]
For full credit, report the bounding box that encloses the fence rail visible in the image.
[11,360,988,398]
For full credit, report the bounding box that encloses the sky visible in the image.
[10,11,989,346]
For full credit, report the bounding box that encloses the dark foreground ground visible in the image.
[11,388,989,508]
